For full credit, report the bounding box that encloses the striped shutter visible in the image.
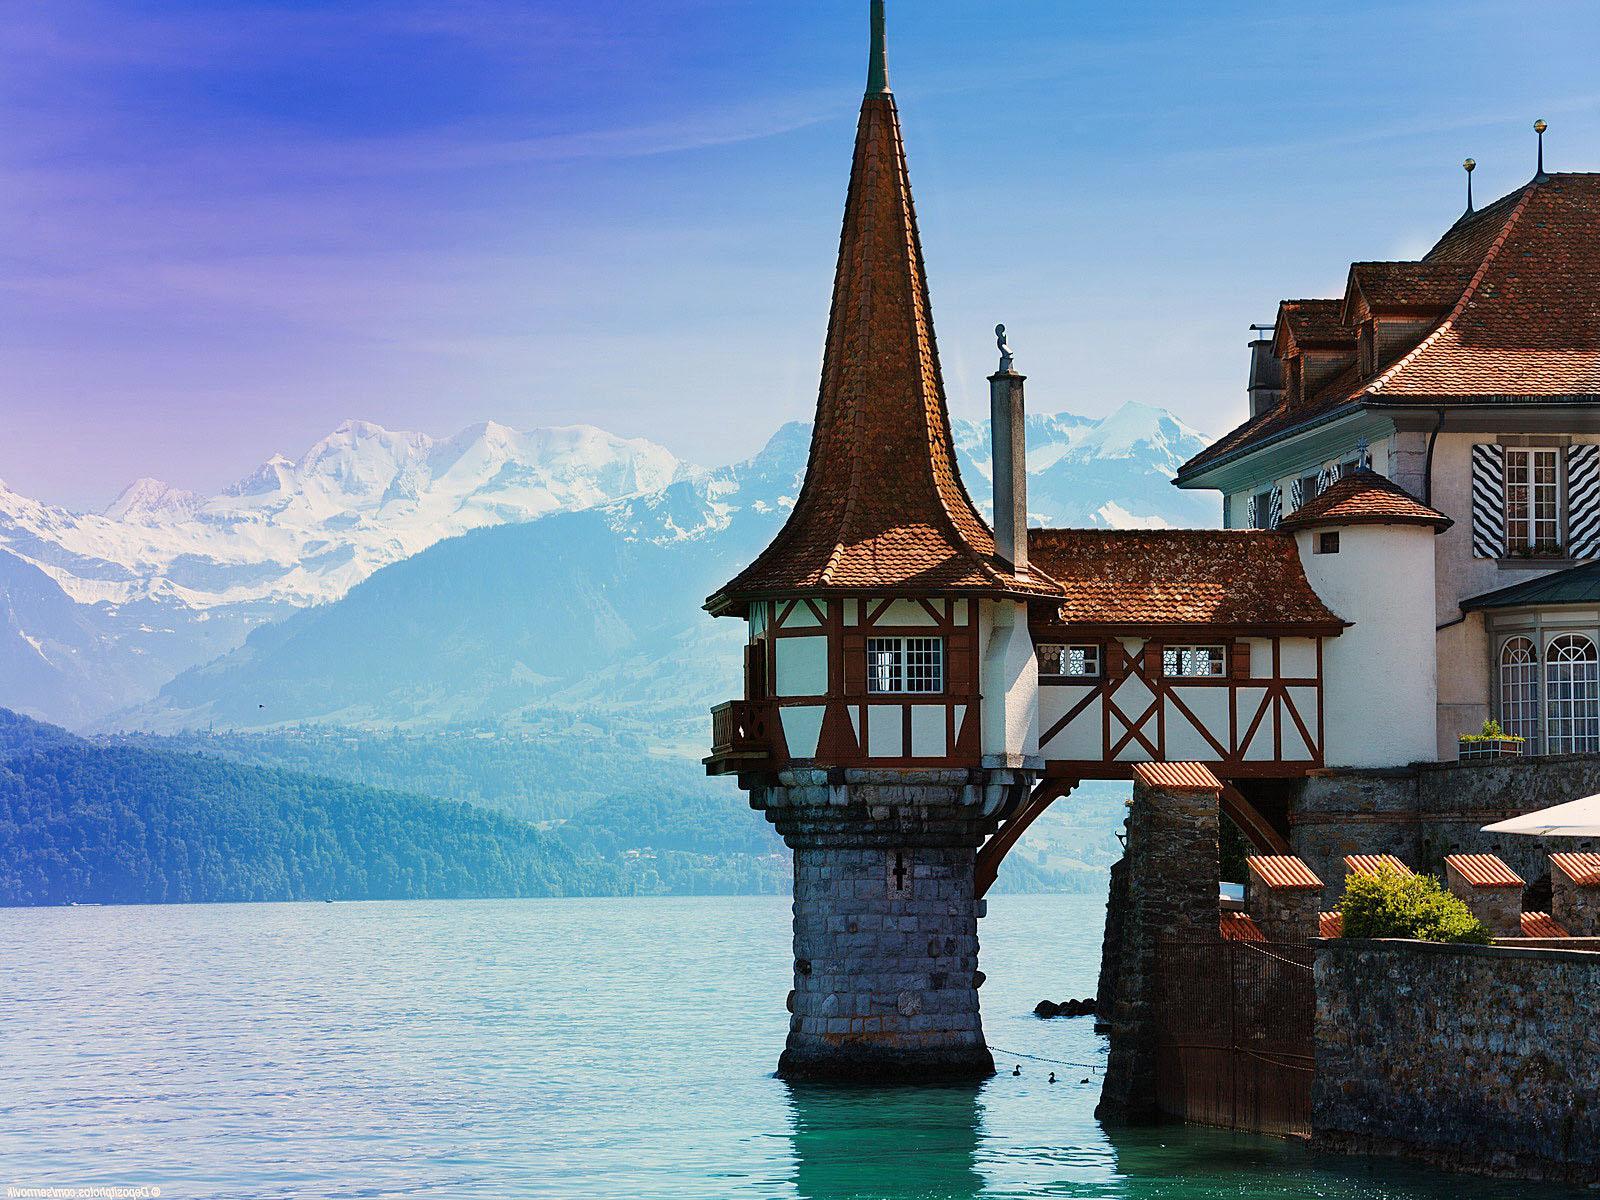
[1471,443,1507,559]
[1570,444,1600,558]
[1267,485,1283,530]
[1289,478,1304,510]
[1317,464,1338,495]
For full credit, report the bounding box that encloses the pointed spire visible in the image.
[1534,119,1549,182]
[1463,157,1476,215]
[706,2,1058,615]
[867,0,891,95]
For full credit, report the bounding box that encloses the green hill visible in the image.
[0,709,615,906]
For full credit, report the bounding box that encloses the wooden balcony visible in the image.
[704,700,774,777]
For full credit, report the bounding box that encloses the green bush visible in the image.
[1338,866,1493,945]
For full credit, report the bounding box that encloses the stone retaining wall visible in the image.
[1314,938,1600,1185]
[1289,755,1600,908]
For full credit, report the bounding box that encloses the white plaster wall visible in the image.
[979,600,1039,760]
[1297,524,1439,767]
[774,635,829,698]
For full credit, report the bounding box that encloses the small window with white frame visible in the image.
[1162,645,1226,678]
[1505,447,1562,553]
[1037,643,1100,679]
[866,636,944,694]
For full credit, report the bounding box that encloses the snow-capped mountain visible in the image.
[0,403,1213,729]
[0,419,689,614]
[109,402,1215,737]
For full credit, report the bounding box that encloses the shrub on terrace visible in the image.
[1338,866,1492,945]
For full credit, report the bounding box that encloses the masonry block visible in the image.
[1443,854,1525,937]
[1097,764,1221,1123]
[1551,853,1600,937]
[752,766,1032,1082]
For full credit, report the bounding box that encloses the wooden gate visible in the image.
[1155,939,1314,1137]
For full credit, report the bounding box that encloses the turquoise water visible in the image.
[0,894,1567,1198]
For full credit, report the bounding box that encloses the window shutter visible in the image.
[1289,478,1304,510]
[1568,444,1600,558]
[1317,464,1337,494]
[1141,641,1163,678]
[1471,443,1507,558]
[1230,643,1252,680]
[842,632,866,695]
[1267,485,1283,530]
[947,632,974,695]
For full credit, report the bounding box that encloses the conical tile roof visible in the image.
[707,9,1058,616]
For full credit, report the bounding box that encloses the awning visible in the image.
[1461,560,1600,612]
[1483,793,1600,837]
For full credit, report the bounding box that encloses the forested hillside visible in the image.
[0,710,616,905]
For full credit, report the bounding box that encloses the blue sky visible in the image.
[4,0,1600,509]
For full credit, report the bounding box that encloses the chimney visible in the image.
[1247,324,1283,418]
[989,325,1027,571]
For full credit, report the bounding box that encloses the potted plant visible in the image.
[1458,718,1525,761]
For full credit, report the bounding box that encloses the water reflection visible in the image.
[785,1081,986,1200]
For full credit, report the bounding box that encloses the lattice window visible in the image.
[866,637,943,694]
[1546,634,1599,754]
[1498,637,1541,747]
[1506,448,1561,553]
[1037,643,1100,678]
[1162,645,1226,678]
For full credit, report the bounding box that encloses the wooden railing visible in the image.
[705,700,772,776]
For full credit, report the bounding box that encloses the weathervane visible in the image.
[995,324,1015,373]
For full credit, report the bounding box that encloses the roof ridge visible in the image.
[1363,184,1537,397]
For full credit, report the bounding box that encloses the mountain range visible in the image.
[0,402,1213,736]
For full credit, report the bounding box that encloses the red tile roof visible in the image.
[1551,852,1600,886]
[1319,911,1344,938]
[706,87,1060,616]
[1278,299,1355,349]
[1520,911,1570,938]
[1344,854,1413,879]
[1276,470,1452,533]
[1027,529,1345,631]
[1345,261,1479,317]
[1130,761,1223,793]
[1247,855,1324,891]
[1444,853,1524,889]
[1178,174,1600,485]
[1219,912,1267,942]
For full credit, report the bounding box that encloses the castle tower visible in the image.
[704,1,1061,1082]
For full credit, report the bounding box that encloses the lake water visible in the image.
[0,894,1569,1199]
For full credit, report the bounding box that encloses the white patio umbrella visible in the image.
[1482,793,1600,837]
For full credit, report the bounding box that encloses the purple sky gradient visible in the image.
[5,0,1600,510]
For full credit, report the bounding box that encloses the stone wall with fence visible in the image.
[1314,937,1600,1185]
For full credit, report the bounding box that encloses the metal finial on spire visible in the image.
[995,324,1015,373]
[867,0,891,95]
[1534,119,1549,182]
[1463,158,1476,214]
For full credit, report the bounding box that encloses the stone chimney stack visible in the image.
[989,325,1028,571]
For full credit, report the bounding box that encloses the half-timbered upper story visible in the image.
[1025,530,1346,780]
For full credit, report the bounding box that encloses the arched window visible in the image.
[1546,635,1600,754]
[1499,637,1541,747]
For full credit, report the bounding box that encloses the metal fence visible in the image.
[1155,939,1315,1137]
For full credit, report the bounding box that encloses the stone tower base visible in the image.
[753,766,1033,1083]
